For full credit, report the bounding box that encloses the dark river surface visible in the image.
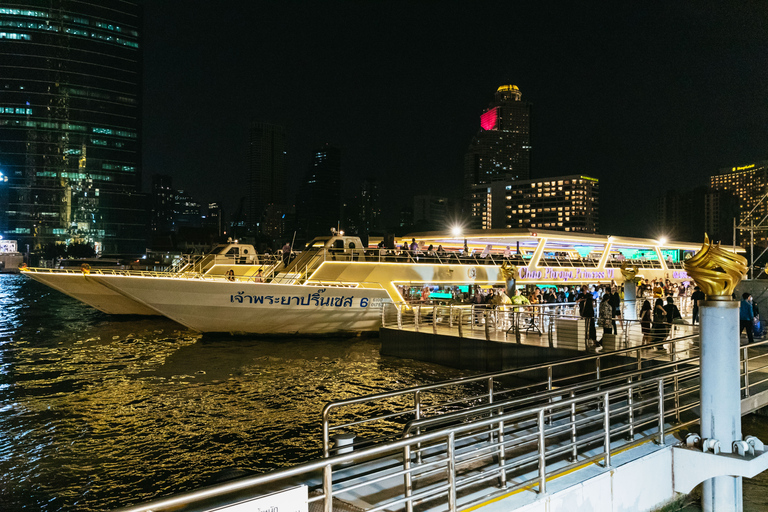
[2,274,768,511]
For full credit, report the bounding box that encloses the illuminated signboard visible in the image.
[480,107,498,131]
[519,267,615,281]
[732,164,755,171]
[580,176,599,182]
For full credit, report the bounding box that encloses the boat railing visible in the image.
[115,368,688,512]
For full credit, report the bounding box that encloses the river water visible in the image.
[1,274,768,511]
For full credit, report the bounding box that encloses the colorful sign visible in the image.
[518,267,615,282]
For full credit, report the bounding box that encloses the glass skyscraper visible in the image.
[0,1,145,254]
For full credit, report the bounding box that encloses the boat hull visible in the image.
[92,275,391,334]
[23,271,162,316]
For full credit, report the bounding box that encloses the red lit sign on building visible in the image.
[480,107,498,131]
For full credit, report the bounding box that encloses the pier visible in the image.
[116,303,768,512]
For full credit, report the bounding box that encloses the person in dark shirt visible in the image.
[577,285,598,347]
[691,286,705,325]
[664,296,682,339]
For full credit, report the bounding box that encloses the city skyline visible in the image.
[141,1,768,240]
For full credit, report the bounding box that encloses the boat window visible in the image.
[225,247,239,256]
[209,245,228,254]
[309,240,327,248]
[334,240,344,249]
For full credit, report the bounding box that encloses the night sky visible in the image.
[142,1,768,238]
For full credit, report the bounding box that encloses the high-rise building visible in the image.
[464,84,532,223]
[471,175,599,233]
[359,179,382,235]
[413,195,449,231]
[203,202,223,237]
[709,160,768,247]
[247,121,286,237]
[653,187,707,242]
[0,1,145,254]
[151,174,174,233]
[173,190,201,230]
[297,143,341,240]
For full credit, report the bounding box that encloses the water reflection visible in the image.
[0,275,473,511]
[2,274,768,512]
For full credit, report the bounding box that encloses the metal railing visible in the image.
[115,371,687,512]
[114,334,768,512]
[321,329,700,457]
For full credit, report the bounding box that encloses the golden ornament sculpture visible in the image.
[683,234,747,298]
[499,261,518,281]
[619,261,638,281]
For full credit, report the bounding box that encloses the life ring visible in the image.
[18,263,28,272]
[81,263,91,275]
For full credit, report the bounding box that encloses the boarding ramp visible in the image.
[114,328,768,512]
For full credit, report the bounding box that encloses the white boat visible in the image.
[22,230,741,335]
[91,275,390,335]
[21,242,276,316]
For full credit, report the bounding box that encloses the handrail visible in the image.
[115,374,674,512]
[322,315,699,455]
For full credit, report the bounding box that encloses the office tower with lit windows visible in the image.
[151,174,174,233]
[297,143,341,240]
[247,121,287,238]
[464,85,532,227]
[470,175,599,233]
[709,161,768,247]
[0,1,146,254]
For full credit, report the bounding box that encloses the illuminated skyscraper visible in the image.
[247,121,287,238]
[471,175,599,233]
[709,160,768,247]
[464,85,532,222]
[0,1,145,254]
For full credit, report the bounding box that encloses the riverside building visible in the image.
[0,1,146,254]
[709,160,768,247]
[464,85,532,227]
[470,175,599,233]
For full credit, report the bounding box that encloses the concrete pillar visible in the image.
[700,299,742,512]
[623,281,637,321]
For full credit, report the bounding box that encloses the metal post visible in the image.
[403,443,413,512]
[624,279,637,321]
[414,391,422,464]
[497,417,507,488]
[743,346,750,398]
[603,393,611,468]
[537,409,546,494]
[751,220,754,280]
[657,379,665,446]
[432,306,437,334]
[447,432,457,512]
[449,304,453,328]
[569,390,578,462]
[458,310,463,338]
[323,464,333,512]
[397,306,402,330]
[484,310,490,340]
[415,305,420,331]
[627,377,635,440]
[700,299,743,512]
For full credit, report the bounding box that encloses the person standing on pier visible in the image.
[740,292,755,344]
[690,286,705,325]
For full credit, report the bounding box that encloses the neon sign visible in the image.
[518,267,614,281]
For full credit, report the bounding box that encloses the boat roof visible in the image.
[384,228,744,253]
